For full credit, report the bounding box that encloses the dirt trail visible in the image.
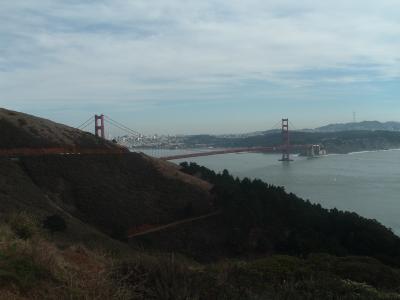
[127,211,221,238]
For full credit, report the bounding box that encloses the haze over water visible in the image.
[171,149,400,235]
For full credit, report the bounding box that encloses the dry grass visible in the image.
[143,154,212,193]
[0,213,134,300]
[0,108,84,146]
[2,213,399,300]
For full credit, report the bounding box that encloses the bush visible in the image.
[0,220,133,299]
[7,212,39,240]
[0,252,47,290]
[116,255,201,299]
[42,215,67,234]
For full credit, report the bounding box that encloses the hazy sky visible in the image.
[1,1,399,134]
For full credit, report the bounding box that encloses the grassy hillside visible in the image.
[0,157,138,253]
[0,155,212,246]
[19,153,212,239]
[0,108,117,149]
[2,108,400,299]
[0,107,212,243]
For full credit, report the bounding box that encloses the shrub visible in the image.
[7,212,39,240]
[0,252,47,290]
[42,215,67,234]
[116,254,201,299]
[0,220,134,299]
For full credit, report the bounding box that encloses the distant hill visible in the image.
[315,121,400,132]
[181,130,400,154]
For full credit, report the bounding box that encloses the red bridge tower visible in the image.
[95,114,105,138]
[280,118,292,161]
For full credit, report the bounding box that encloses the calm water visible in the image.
[153,149,400,234]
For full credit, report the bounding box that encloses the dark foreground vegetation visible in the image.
[2,154,400,299]
[2,159,400,299]
[180,162,400,266]
[1,212,400,299]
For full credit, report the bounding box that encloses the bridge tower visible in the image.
[95,114,105,138]
[280,118,292,161]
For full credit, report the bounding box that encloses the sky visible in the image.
[0,0,399,135]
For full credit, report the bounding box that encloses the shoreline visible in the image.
[347,148,400,155]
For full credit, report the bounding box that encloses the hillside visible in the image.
[181,130,400,153]
[0,108,213,249]
[19,154,212,239]
[3,217,400,300]
[132,162,400,267]
[0,108,118,149]
[2,108,400,299]
[316,121,400,132]
[0,156,212,251]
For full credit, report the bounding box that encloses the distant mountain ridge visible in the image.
[315,121,400,132]
[184,121,400,139]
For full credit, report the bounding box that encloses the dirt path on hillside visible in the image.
[127,210,222,238]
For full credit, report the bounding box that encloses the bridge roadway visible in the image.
[0,144,313,159]
[160,144,311,161]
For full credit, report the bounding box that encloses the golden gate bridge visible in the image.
[0,114,323,160]
[75,114,323,161]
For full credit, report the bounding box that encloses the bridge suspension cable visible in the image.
[104,116,142,137]
[76,116,95,130]
[75,114,143,138]
[269,120,282,132]
[81,119,95,131]
[288,120,298,131]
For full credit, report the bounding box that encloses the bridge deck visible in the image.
[160,144,311,160]
[0,144,312,159]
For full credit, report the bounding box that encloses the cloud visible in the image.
[0,0,399,104]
